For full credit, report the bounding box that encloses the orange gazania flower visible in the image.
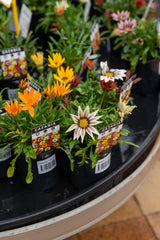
[53,81,72,97]
[54,7,64,16]
[4,99,22,117]
[19,78,31,90]
[42,85,56,101]
[48,53,65,69]
[54,66,74,84]
[18,88,41,117]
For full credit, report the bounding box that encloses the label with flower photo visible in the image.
[0,47,28,80]
[95,121,123,156]
[90,19,101,53]
[31,120,60,155]
[79,46,92,75]
[120,77,133,104]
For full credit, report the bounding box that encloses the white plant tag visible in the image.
[95,153,111,174]
[19,4,32,38]
[84,0,91,22]
[0,146,11,162]
[7,89,18,100]
[37,154,56,174]
[0,0,12,7]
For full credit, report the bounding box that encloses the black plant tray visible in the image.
[0,92,160,232]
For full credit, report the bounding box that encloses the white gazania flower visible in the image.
[100,61,126,83]
[55,0,69,10]
[66,106,103,143]
[118,99,137,121]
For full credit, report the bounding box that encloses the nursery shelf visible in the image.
[0,92,160,240]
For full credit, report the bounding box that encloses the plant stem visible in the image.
[100,89,107,109]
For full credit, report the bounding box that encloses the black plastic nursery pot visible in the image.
[0,78,20,100]
[16,149,59,191]
[0,146,14,179]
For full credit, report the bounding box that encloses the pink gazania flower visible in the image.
[100,61,126,82]
[66,106,102,143]
[111,10,130,22]
[118,19,137,33]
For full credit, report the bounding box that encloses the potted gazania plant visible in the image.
[0,54,73,190]
[110,15,160,95]
[57,58,137,189]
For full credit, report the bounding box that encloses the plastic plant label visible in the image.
[120,77,133,104]
[0,108,6,116]
[0,146,11,162]
[90,19,101,53]
[95,153,111,174]
[84,0,91,22]
[95,121,123,157]
[7,88,18,100]
[31,120,60,155]
[0,47,28,80]
[19,4,32,38]
[79,45,92,75]
[37,154,56,174]
[0,0,12,8]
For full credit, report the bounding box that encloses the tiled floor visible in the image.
[66,156,160,240]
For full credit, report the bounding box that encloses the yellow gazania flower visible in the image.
[54,66,74,84]
[18,88,41,117]
[42,85,56,101]
[48,53,65,69]
[53,81,72,97]
[4,99,22,117]
[31,52,44,67]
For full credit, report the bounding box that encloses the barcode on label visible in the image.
[37,154,56,174]
[95,153,111,174]
[0,146,11,162]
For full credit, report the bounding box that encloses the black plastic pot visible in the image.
[16,149,59,191]
[131,59,160,96]
[0,146,13,179]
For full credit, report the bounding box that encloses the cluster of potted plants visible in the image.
[0,0,158,190]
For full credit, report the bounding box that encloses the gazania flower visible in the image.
[86,58,95,70]
[4,99,22,117]
[54,0,69,16]
[54,66,74,84]
[135,0,146,7]
[70,74,81,87]
[100,80,117,92]
[53,81,72,97]
[118,19,137,33]
[18,88,41,117]
[42,85,56,101]
[19,78,30,90]
[48,53,65,69]
[112,11,130,22]
[66,106,102,143]
[118,99,137,121]
[100,61,126,82]
[136,38,144,45]
[31,52,43,67]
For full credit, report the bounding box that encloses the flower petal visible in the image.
[83,106,90,118]
[80,128,86,143]
[71,114,79,123]
[78,106,84,118]
[66,124,78,133]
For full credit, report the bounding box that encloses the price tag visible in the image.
[19,4,32,38]
[32,120,60,155]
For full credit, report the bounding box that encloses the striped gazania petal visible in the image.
[71,114,79,123]
[78,106,84,118]
[83,106,90,118]
[66,124,77,133]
